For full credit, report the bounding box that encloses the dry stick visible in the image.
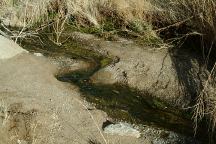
[0,29,9,38]
[73,98,108,144]
[0,23,13,39]
[193,62,216,133]
[35,21,55,32]
[59,15,68,37]
[56,15,68,44]
[155,15,195,32]
[1,23,12,34]
[15,0,29,43]
[51,14,68,45]
[205,41,214,67]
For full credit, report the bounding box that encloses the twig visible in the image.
[193,62,216,134]
[0,29,9,38]
[74,98,108,144]
[155,16,195,32]
[15,0,28,43]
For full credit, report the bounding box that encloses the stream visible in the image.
[20,33,208,144]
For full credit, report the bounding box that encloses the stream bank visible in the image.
[18,31,211,143]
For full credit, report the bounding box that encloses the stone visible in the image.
[34,53,43,57]
[0,35,27,59]
[104,122,141,138]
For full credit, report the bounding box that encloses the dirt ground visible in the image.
[0,36,150,144]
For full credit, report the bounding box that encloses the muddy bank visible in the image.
[21,32,208,109]
[17,33,210,143]
[0,35,154,144]
[0,51,150,144]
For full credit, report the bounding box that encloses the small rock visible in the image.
[0,35,28,59]
[103,122,141,138]
[34,53,43,57]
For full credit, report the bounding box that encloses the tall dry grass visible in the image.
[152,0,216,42]
[168,0,216,136]
[0,0,154,28]
[0,0,215,33]
[152,0,216,138]
[0,0,157,44]
[0,0,51,27]
[1,0,215,46]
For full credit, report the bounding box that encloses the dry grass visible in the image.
[0,0,151,26]
[1,0,215,46]
[0,0,157,44]
[0,0,51,27]
[151,0,216,42]
[192,63,216,141]
[0,0,215,32]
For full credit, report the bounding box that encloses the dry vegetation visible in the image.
[1,0,216,139]
[0,0,153,27]
[0,0,158,45]
[1,0,216,46]
[1,0,216,33]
